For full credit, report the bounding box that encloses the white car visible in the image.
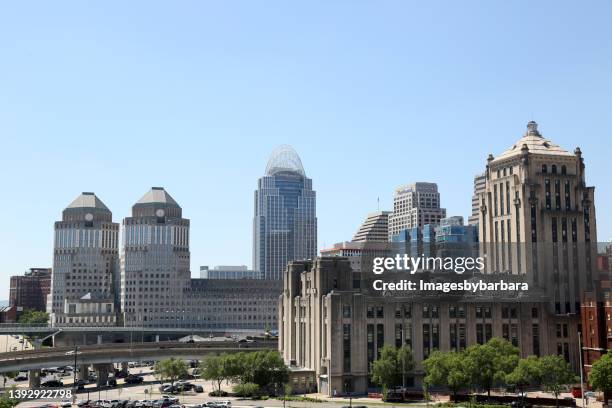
[60,400,72,407]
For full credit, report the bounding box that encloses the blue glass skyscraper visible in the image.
[253,145,317,280]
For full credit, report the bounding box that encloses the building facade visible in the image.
[478,121,598,315]
[199,265,261,280]
[253,145,317,281]
[352,211,391,243]
[388,182,446,240]
[279,258,568,396]
[48,192,119,327]
[468,173,486,226]
[9,268,51,312]
[120,187,191,327]
[120,187,279,331]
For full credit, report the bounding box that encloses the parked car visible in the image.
[41,380,64,388]
[125,374,144,384]
[60,400,72,407]
[76,400,92,408]
[14,374,28,381]
[193,385,203,393]
[159,384,173,393]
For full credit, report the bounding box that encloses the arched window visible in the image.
[542,164,548,174]
[561,165,567,175]
[551,165,557,174]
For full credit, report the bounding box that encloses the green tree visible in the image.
[423,351,469,401]
[0,387,19,408]
[241,350,289,392]
[371,344,415,390]
[202,355,228,392]
[17,310,48,324]
[506,356,542,399]
[590,352,612,405]
[538,355,577,408]
[154,358,189,384]
[464,338,519,396]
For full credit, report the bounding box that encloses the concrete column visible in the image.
[97,335,103,345]
[78,364,89,381]
[94,364,113,387]
[155,334,159,342]
[28,369,41,388]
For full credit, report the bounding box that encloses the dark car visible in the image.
[41,380,64,388]
[125,375,144,384]
[193,385,203,393]
[115,370,128,378]
[14,374,28,381]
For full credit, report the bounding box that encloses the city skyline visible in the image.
[0,129,610,300]
[2,2,612,300]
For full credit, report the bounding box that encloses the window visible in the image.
[343,305,351,318]
[542,164,548,174]
[552,164,557,174]
[343,324,351,373]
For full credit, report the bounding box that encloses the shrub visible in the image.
[233,382,260,397]
[208,390,228,397]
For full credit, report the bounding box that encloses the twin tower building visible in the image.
[48,145,317,328]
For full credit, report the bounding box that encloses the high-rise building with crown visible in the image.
[120,187,190,327]
[478,121,598,315]
[49,192,119,327]
[253,145,317,280]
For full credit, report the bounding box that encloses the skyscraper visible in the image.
[468,173,486,226]
[388,182,446,240]
[352,211,390,242]
[253,145,317,280]
[120,187,190,327]
[478,121,598,314]
[49,192,119,327]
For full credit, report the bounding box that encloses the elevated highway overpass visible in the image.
[0,339,278,373]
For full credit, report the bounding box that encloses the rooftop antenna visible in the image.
[377,196,380,211]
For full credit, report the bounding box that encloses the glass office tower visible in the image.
[253,145,317,280]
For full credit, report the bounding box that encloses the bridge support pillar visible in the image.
[155,335,159,342]
[94,363,112,387]
[77,364,88,381]
[28,369,41,388]
[97,335,102,345]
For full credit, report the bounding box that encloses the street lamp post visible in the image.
[73,345,78,394]
[578,331,586,408]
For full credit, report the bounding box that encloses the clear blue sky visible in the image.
[1,1,611,299]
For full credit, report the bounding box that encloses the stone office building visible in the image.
[121,187,280,331]
[48,192,120,327]
[279,257,572,396]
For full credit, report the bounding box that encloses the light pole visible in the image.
[73,345,78,394]
[578,331,586,408]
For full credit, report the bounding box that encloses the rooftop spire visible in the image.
[526,121,540,137]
